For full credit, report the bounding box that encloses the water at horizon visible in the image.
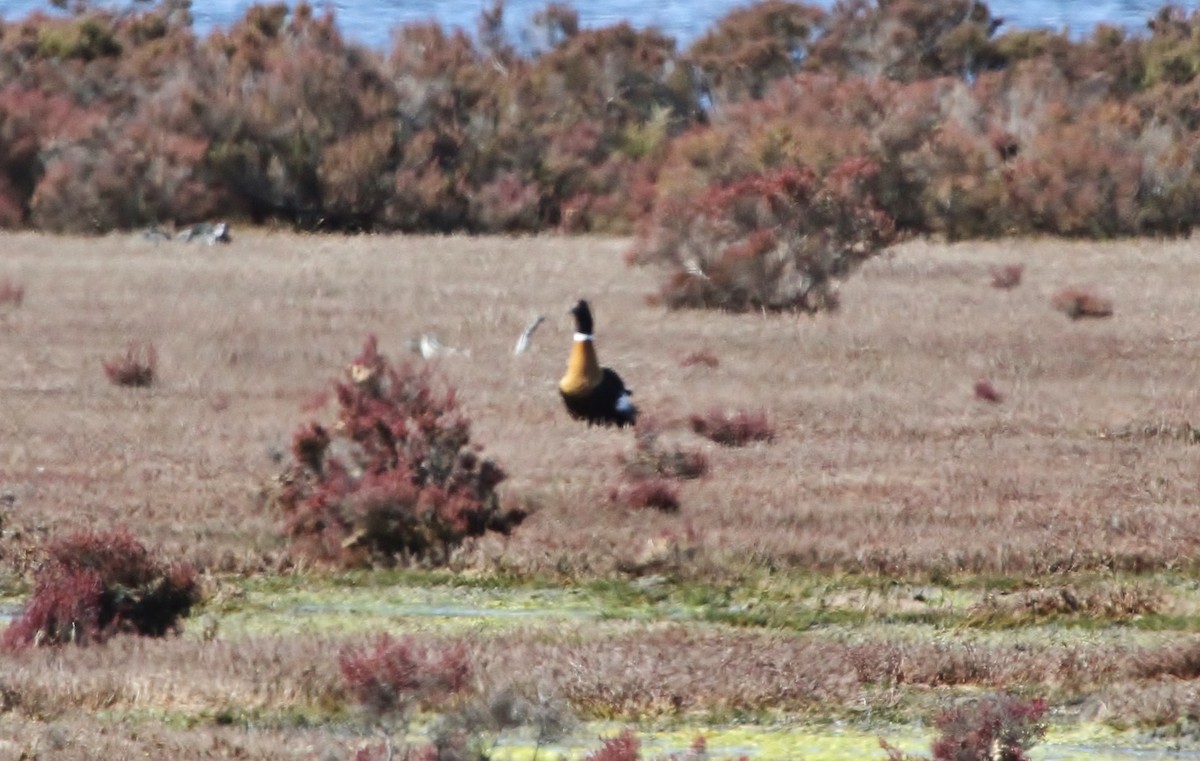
[0,0,1175,51]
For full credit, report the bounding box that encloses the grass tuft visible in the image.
[102,341,156,387]
[989,263,1024,289]
[1051,287,1113,319]
[689,408,775,447]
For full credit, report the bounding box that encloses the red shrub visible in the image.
[2,528,200,648]
[102,341,157,387]
[6,0,1200,240]
[632,162,897,313]
[468,171,543,232]
[930,694,1047,761]
[193,4,400,229]
[0,86,107,228]
[0,277,25,306]
[514,21,699,232]
[339,633,471,715]
[1002,105,1144,237]
[684,1,827,103]
[272,335,525,567]
[689,409,775,447]
[679,349,719,368]
[31,112,219,233]
[973,379,1004,403]
[1050,287,1114,319]
[622,420,709,481]
[809,0,1006,83]
[380,22,504,232]
[583,729,640,761]
[612,479,681,513]
[882,693,1047,761]
[989,264,1024,289]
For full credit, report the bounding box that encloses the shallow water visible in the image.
[229,582,598,630]
[473,723,1200,760]
[0,601,19,624]
[0,0,1175,51]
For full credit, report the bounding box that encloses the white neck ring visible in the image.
[573,333,594,342]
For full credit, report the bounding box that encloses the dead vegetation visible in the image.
[963,583,1164,628]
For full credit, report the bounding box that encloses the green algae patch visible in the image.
[639,725,927,761]
[203,574,605,638]
[486,722,1197,761]
[582,572,977,632]
[194,568,1200,640]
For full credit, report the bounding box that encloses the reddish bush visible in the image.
[31,111,218,233]
[684,1,827,103]
[516,20,699,232]
[1001,104,1144,237]
[2,528,200,648]
[882,693,1047,761]
[622,421,709,481]
[5,0,1200,240]
[339,633,471,715]
[0,85,106,228]
[1050,287,1114,319]
[611,479,681,513]
[689,409,776,446]
[0,277,25,306]
[989,264,1024,289]
[632,161,897,313]
[679,349,719,368]
[973,379,1004,404]
[468,171,543,232]
[200,4,400,229]
[584,729,640,761]
[809,0,1006,83]
[102,341,157,387]
[931,694,1048,761]
[272,335,526,567]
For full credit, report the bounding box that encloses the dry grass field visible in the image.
[3,230,1200,757]
[3,231,1200,576]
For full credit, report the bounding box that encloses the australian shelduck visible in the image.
[559,300,637,428]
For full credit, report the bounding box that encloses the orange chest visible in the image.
[559,341,602,395]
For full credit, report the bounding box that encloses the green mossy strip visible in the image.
[196,568,1200,639]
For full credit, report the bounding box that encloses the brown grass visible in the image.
[3,231,1200,754]
[1,617,1197,745]
[0,232,1198,578]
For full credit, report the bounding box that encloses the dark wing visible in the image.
[561,367,637,428]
